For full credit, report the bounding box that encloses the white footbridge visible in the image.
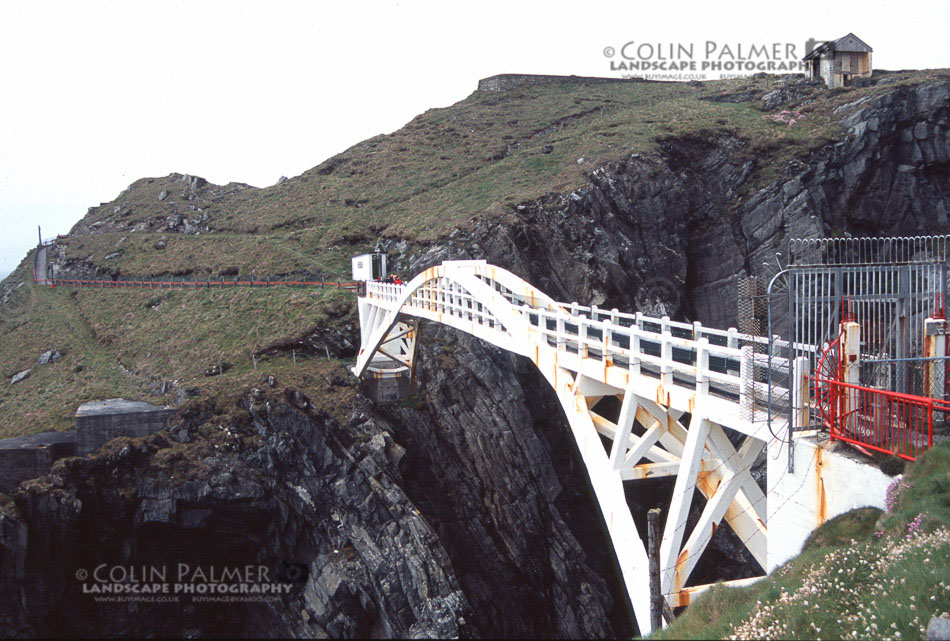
[351,260,893,633]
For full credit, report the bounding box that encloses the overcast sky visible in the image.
[1,0,948,278]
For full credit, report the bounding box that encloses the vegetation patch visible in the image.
[652,444,950,640]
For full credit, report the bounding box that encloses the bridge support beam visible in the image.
[351,261,783,633]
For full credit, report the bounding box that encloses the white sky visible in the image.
[1,0,948,278]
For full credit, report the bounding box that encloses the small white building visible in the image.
[803,33,872,89]
[351,251,387,282]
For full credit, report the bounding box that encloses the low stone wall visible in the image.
[75,399,175,456]
[477,73,642,93]
[0,431,76,493]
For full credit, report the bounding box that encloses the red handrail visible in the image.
[813,375,942,461]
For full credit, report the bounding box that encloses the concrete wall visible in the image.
[75,399,175,456]
[767,432,893,572]
[360,373,414,403]
[0,400,173,492]
[0,431,76,493]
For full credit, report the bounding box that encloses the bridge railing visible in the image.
[516,305,794,419]
[363,280,799,419]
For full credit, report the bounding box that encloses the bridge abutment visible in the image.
[766,431,894,572]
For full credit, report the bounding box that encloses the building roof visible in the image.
[0,430,75,450]
[75,398,171,416]
[803,33,873,61]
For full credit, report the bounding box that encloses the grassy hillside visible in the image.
[1,69,946,440]
[653,444,950,640]
[66,69,945,279]
[0,251,352,436]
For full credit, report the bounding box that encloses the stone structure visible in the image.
[75,399,175,456]
[0,431,76,493]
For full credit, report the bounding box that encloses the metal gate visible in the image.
[787,236,950,396]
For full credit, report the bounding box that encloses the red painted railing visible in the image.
[814,376,945,461]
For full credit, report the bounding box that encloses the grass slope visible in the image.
[653,443,950,640]
[1,69,947,440]
[0,249,352,436]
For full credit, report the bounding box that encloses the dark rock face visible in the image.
[382,326,632,638]
[0,377,627,638]
[0,397,474,638]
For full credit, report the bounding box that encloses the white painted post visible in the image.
[740,345,754,422]
[842,320,861,430]
[692,320,703,341]
[578,315,589,358]
[631,326,642,378]
[842,321,861,385]
[696,338,710,396]
[661,316,673,389]
[557,313,566,353]
[603,319,613,366]
[924,317,947,399]
[727,327,739,350]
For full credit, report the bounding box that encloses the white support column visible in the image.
[543,364,654,633]
[660,411,711,596]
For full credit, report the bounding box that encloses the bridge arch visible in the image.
[353,260,798,633]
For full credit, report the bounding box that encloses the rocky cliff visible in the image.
[391,80,949,332]
[1,72,948,639]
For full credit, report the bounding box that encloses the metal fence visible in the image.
[787,236,950,396]
[861,356,949,401]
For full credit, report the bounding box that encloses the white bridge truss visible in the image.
[353,260,810,633]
